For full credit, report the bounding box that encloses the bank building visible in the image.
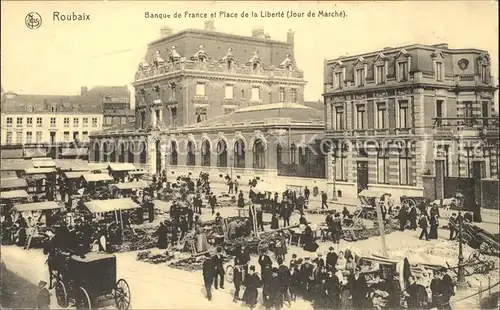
[89,21,326,192]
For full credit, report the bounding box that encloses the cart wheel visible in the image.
[55,280,68,308]
[114,279,131,310]
[225,265,234,283]
[76,287,91,310]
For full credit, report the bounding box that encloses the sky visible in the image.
[1,1,498,106]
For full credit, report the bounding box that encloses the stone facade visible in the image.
[323,43,498,201]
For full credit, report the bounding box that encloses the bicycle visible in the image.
[225,263,248,284]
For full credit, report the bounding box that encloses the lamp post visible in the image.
[455,192,467,290]
[332,156,337,201]
[229,154,234,179]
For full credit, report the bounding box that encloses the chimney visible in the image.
[433,43,449,49]
[80,86,88,96]
[204,20,215,31]
[287,29,295,46]
[252,27,265,38]
[160,26,173,37]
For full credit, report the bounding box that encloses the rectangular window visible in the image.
[279,87,285,102]
[6,132,12,144]
[171,107,177,127]
[15,131,22,144]
[63,132,70,142]
[435,62,443,81]
[377,149,390,184]
[464,101,473,126]
[36,131,42,143]
[50,117,56,128]
[26,131,32,144]
[6,117,12,127]
[64,117,70,127]
[105,117,112,126]
[376,65,385,84]
[398,61,408,81]
[27,117,33,127]
[82,131,89,141]
[335,106,345,130]
[376,102,387,129]
[481,65,488,83]
[436,100,444,127]
[335,146,347,181]
[73,132,79,141]
[73,118,79,127]
[225,85,234,100]
[36,117,42,127]
[83,117,88,127]
[171,85,176,99]
[196,109,207,123]
[291,88,297,103]
[356,68,365,86]
[399,148,413,185]
[92,118,98,127]
[398,101,409,128]
[356,104,366,130]
[16,117,23,127]
[251,87,260,101]
[334,72,343,89]
[196,83,206,97]
[482,101,490,126]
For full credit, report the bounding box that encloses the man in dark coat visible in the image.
[233,265,243,301]
[155,221,168,249]
[301,257,315,297]
[235,245,251,281]
[472,200,482,223]
[325,270,340,309]
[331,213,342,244]
[258,251,273,276]
[441,268,454,310]
[271,213,279,230]
[202,255,215,301]
[209,193,217,215]
[282,205,291,227]
[263,268,283,310]
[398,205,408,231]
[348,269,368,309]
[187,208,194,230]
[213,250,225,289]
[321,191,328,209]
[326,247,338,271]
[256,207,264,231]
[242,265,261,309]
[304,186,310,202]
[409,206,418,230]
[405,276,420,309]
[430,271,443,308]
[386,272,402,310]
[448,213,457,240]
[278,260,291,305]
[418,214,429,241]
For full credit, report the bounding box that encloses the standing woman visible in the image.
[242,265,262,309]
[429,214,439,240]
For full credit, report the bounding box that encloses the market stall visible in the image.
[81,173,115,198]
[23,167,57,196]
[0,189,30,216]
[0,177,28,191]
[108,163,138,181]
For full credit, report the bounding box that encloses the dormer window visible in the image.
[478,53,490,84]
[247,51,262,71]
[374,53,387,84]
[397,61,409,81]
[334,72,343,89]
[395,49,411,82]
[355,68,365,86]
[435,61,443,81]
[354,57,367,87]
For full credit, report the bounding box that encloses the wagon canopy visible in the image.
[82,173,114,182]
[108,163,137,172]
[128,170,145,176]
[111,181,149,190]
[12,201,60,212]
[0,177,28,189]
[358,189,390,199]
[0,190,30,199]
[84,198,140,213]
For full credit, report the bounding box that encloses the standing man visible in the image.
[326,247,338,271]
[256,207,264,232]
[304,186,310,203]
[258,251,273,276]
[213,248,225,290]
[321,191,328,209]
[235,245,251,281]
[448,213,457,240]
[233,265,243,302]
[331,213,342,244]
[202,254,215,301]
[209,192,217,215]
[418,214,429,241]
[440,268,455,310]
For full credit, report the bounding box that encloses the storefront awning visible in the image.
[12,201,60,212]
[108,163,137,172]
[82,173,114,182]
[84,198,140,213]
[32,158,56,168]
[111,181,149,190]
[0,178,28,189]
[0,190,30,199]
[25,168,57,175]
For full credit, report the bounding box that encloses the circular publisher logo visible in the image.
[25,12,42,29]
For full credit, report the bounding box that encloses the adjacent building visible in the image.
[322,43,498,202]
[81,86,135,127]
[90,21,327,191]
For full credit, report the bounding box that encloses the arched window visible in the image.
[201,140,211,166]
[102,141,109,162]
[276,144,282,167]
[170,141,178,166]
[290,143,297,164]
[118,142,125,163]
[217,140,227,167]
[253,139,266,169]
[109,140,116,162]
[127,141,135,163]
[139,141,147,164]
[234,139,245,168]
[187,141,196,166]
[156,140,162,174]
[94,141,100,162]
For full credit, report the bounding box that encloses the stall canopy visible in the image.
[12,201,60,212]
[111,181,149,190]
[0,177,28,189]
[65,171,87,179]
[87,163,109,171]
[108,163,137,172]
[82,173,114,182]
[1,160,34,172]
[25,167,57,175]
[128,170,146,176]
[84,198,140,213]
[32,158,56,168]
[0,190,30,199]
[251,181,286,194]
[55,160,90,171]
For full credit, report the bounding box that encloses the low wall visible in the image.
[481,178,499,209]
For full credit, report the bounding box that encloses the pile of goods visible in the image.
[120,227,158,252]
[306,209,338,215]
[135,249,232,271]
[345,220,399,241]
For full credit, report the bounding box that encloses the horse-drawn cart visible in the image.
[53,252,131,310]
